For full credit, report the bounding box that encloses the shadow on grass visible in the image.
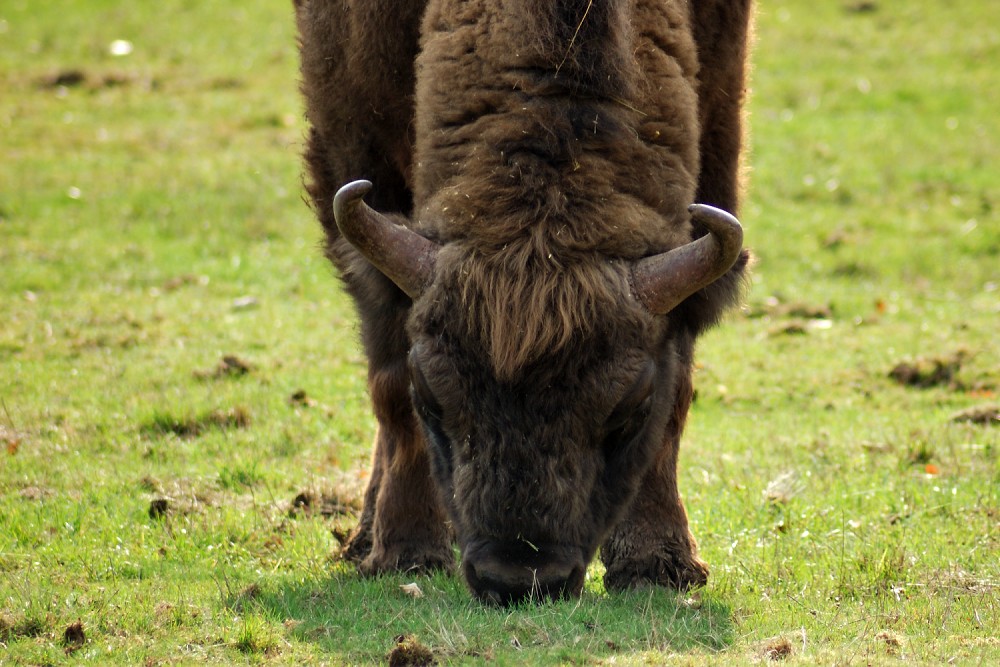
[250,564,734,663]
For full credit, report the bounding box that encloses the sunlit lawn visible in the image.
[1,0,997,664]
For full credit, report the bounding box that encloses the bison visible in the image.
[294,0,753,604]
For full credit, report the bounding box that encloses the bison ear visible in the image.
[629,204,744,316]
[333,180,440,299]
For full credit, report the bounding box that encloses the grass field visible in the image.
[1,0,997,664]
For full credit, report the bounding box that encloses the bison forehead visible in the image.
[410,249,657,384]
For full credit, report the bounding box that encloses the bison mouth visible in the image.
[461,538,588,605]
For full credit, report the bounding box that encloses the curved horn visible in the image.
[630,204,744,315]
[333,180,440,299]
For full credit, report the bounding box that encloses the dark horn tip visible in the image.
[688,203,741,228]
[335,180,373,204]
[688,203,743,254]
[333,180,374,227]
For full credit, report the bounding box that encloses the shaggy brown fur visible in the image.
[413,0,702,377]
[295,0,753,601]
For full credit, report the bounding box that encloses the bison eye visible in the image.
[409,354,454,479]
[603,362,655,446]
[606,395,652,434]
[409,360,443,424]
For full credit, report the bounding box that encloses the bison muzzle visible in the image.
[295,0,754,603]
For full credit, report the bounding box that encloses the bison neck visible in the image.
[413,0,701,261]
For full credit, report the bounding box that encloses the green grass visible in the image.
[1,0,997,664]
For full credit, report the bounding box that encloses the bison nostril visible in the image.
[481,588,504,606]
[469,566,583,605]
[464,542,586,605]
[474,581,533,606]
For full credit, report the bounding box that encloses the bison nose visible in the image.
[463,548,586,605]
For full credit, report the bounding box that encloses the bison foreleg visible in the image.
[359,436,454,574]
[600,478,709,592]
[340,438,383,563]
[347,364,454,575]
[600,455,709,591]
[600,351,708,591]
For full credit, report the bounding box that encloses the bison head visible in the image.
[333,180,742,603]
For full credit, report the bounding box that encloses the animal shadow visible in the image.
[251,566,735,661]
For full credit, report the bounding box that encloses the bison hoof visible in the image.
[604,552,709,592]
[358,545,455,576]
[339,529,373,565]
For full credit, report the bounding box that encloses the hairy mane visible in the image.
[447,242,626,381]
[413,0,702,379]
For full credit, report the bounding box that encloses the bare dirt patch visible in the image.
[139,477,236,525]
[288,482,365,553]
[37,69,86,87]
[62,620,86,654]
[36,68,157,91]
[18,485,52,501]
[229,583,263,614]
[746,297,837,338]
[2,425,22,456]
[876,630,905,655]
[288,389,318,408]
[388,634,435,666]
[0,613,46,642]
[758,635,794,661]
[747,297,833,320]
[140,406,251,439]
[194,355,254,380]
[160,274,209,292]
[289,490,359,519]
[950,404,999,425]
[845,1,879,13]
[148,498,170,519]
[767,321,809,337]
[889,350,968,388]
